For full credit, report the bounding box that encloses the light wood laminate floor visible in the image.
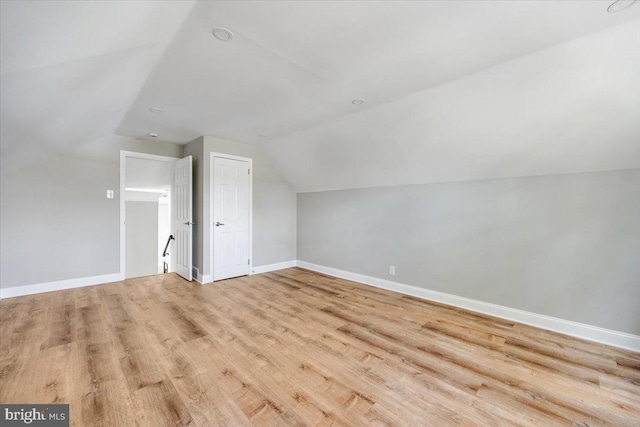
[1,268,639,426]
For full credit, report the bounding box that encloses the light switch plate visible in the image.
[107,190,114,199]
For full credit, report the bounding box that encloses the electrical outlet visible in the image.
[389,265,395,276]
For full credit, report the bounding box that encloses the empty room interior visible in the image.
[1,1,639,426]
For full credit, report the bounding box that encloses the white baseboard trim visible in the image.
[194,273,213,284]
[198,260,295,283]
[251,260,297,275]
[296,260,640,352]
[0,273,122,299]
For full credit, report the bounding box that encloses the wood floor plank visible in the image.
[1,268,639,426]
[132,379,193,427]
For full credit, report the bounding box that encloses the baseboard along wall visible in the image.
[0,273,122,299]
[251,260,297,275]
[295,260,640,352]
[2,260,638,352]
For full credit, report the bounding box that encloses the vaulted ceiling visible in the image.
[2,1,639,192]
[0,0,195,164]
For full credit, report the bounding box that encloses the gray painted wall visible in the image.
[191,136,297,279]
[125,201,159,279]
[158,201,171,274]
[1,132,296,290]
[205,136,296,270]
[297,169,640,335]
[0,134,183,289]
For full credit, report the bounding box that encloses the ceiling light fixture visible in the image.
[607,0,638,12]
[352,99,365,105]
[212,27,233,41]
[148,132,159,138]
[148,107,162,114]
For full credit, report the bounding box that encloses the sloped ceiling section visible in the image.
[114,0,640,192]
[0,0,195,165]
[2,1,639,193]
[119,1,640,145]
[266,21,640,192]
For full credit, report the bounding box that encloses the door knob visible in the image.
[184,221,194,225]
[215,222,225,226]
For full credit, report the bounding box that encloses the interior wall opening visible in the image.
[124,156,176,279]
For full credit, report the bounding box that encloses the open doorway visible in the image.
[124,157,174,279]
[120,151,193,281]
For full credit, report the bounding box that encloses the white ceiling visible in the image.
[1,1,639,192]
[268,21,640,191]
[0,0,195,158]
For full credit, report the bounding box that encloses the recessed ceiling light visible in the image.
[352,99,365,105]
[148,132,159,138]
[607,0,638,12]
[212,27,233,41]
[148,107,162,114]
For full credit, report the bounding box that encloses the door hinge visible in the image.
[248,259,250,265]
[248,169,251,175]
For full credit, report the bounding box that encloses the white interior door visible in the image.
[213,156,250,281]
[174,156,193,281]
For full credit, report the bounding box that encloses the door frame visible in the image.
[119,151,180,281]
[210,152,253,282]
